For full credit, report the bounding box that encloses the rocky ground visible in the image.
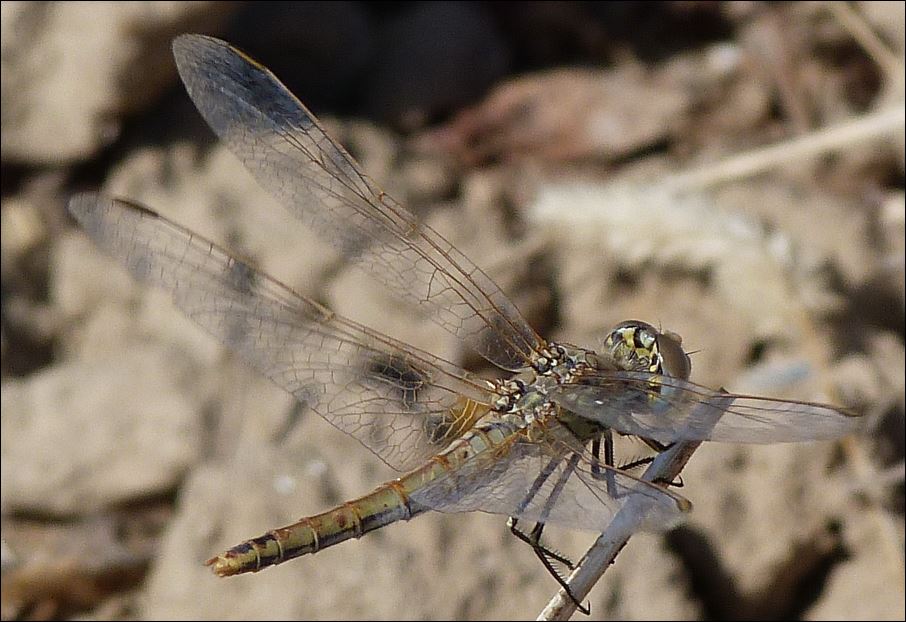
[2,2,904,620]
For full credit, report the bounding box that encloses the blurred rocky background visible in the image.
[1,1,903,619]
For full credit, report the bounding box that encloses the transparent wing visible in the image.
[409,424,689,533]
[171,34,543,372]
[68,193,497,471]
[550,370,861,444]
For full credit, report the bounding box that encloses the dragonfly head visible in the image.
[602,320,692,381]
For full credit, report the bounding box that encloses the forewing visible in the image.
[408,426,688,533]
[551,370,861,444]
[171,34,543,372]
[68,193,495,471]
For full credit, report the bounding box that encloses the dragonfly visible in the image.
[68,34,861,611]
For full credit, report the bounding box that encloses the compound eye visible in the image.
[656,330,691,380]
[602,320,658,372]
[603,320,655,350]
[609,319,656,334]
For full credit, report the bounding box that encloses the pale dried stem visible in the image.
[826,2,903,80]
[663,106,904,192]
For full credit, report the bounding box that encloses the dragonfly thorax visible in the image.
[491,342,593,425]
[529,343,574,374]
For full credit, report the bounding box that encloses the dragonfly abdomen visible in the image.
[206,480,424,576]
[207,421,517,577]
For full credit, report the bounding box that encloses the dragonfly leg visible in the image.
[592,433,683,492]
[618,454,654,470]
[507,518,590,615]
[509,454,573,567]
[508,517,575,568]
[641,438,674,452]
[509,452,591,613]
[591,431,626,502]
[589,432,615,478]
[617,448,684,488]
